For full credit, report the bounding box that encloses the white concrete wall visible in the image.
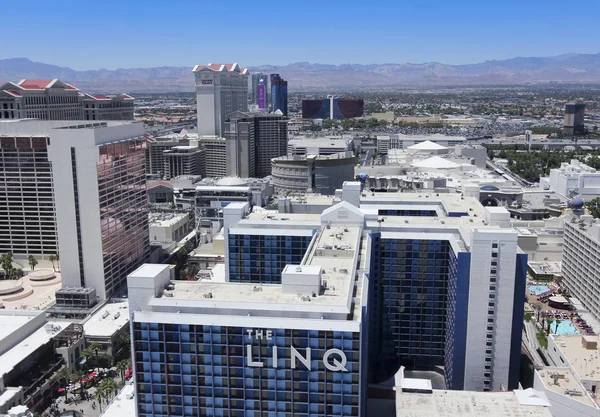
[127,264,172,313]
[196,71,217,136]
[464,229,518,391]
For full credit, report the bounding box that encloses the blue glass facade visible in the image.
[444,252,471,389]
[133,323,361,417]
[228,233,314,283]
[368,234,470,387]
[270,74,288,117]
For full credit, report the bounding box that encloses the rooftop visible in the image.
[100,381,135,417]
[83,302,129,338]
[536,368,598,408]
[0,320,72,377]
[552,335,600,382]
[0,311,41,343]
[395,390,552,417]
[149,212,189,228]
[168,225,360,312]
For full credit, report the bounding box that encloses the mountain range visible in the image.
[1,53,599,93]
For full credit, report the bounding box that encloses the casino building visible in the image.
[128,184,526,417]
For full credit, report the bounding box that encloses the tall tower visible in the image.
[48,122,150,300]
[257,79,266,109]
[563,102,585,135]
[251,72,267,105]
[193,63,249,136]
[270,74,288,116]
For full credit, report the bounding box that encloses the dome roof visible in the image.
[216,177,247,186]
[568,196,584,209]
[480,185,500,191]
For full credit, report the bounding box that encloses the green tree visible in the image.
[554,319,562,335]
[587,198,600,218]
[545,317,553,335]
[10,268,22,280]
[1,252,14,279]
[95,388,104,413]
[55,365,72,402]
[524,311,532,322]
[28,255,38,271]
[536,328,548,349]
[99,377,117,400]
[49,254,58,272]
[533,302,543,322]
[116,359,130,382]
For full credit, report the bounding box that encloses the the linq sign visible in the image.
[245,329,348,372]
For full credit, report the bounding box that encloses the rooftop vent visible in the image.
[295,267,302,272]
[203,292,213,299]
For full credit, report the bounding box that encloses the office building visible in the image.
[48,121,150,301]
[129,189,526,416]
[193,63,249,136]
[563,102,585,135]
[270,74,288,116]
[251,73,268,106]
[0,79,134,121]
[199,135,227,178]
[163,146,205,179]
[562,212,600,323]
[224,111,288,178]
[302,98,364,120]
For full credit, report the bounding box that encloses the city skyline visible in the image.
[2,0,600,70]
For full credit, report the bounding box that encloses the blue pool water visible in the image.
[529,285,551,295]
[551,320,580,335]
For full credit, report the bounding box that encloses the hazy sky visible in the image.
[4,0,599,70]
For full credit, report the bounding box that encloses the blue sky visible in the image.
[4,0,600,70]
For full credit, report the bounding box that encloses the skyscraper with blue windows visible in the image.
[128,186,526,416]
[270,74,288,116]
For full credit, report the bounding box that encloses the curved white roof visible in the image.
[216,177,247,186]
[407,140,448,151]
[412,156,460,169]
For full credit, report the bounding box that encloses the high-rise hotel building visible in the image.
[129,184,526,417]
[48,121,150,300]
[193,64,249,136]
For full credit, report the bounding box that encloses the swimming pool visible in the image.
[529,285,551,295]
[550,319,580,335]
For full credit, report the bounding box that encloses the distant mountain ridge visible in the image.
[1,53,599,92]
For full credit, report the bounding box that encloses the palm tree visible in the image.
[534,302,543,322]
[95,388,104,413]
[116,360,130,382]
[28,255,37,271]
[10,268,22,280]
[539,310,547,328]
[89,341,102,371]
[1,252,13,279]
[55,365,71,402]
[545,317,553,336]
[49,254,58,272]
[99,377,116,400]
[554,319,562,334]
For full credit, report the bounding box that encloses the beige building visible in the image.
[0,79,134,121]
